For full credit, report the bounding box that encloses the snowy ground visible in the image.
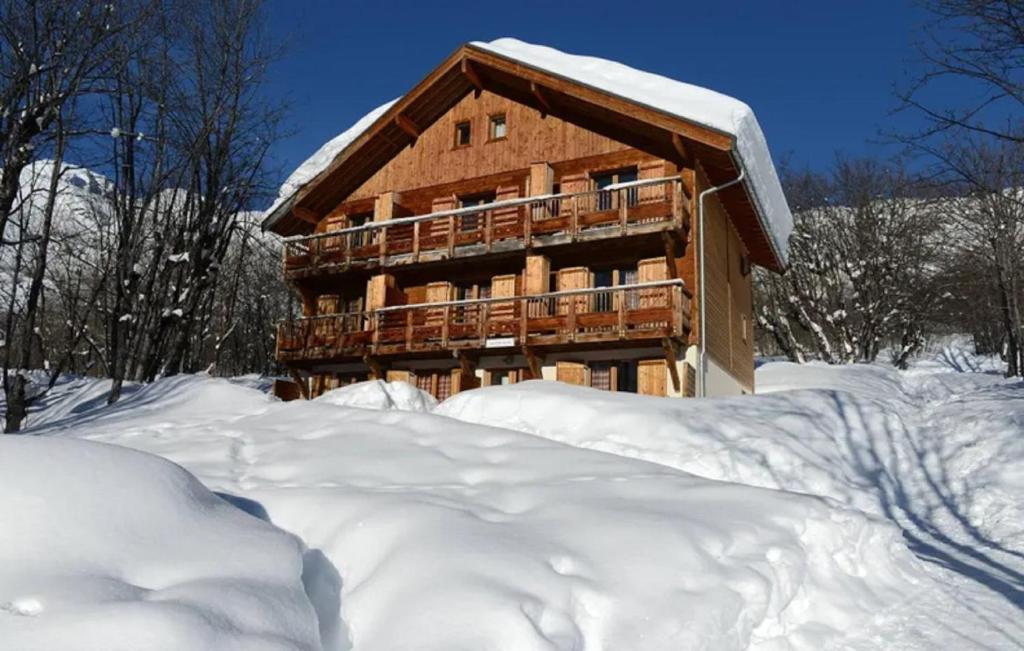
[2,346,1022,650]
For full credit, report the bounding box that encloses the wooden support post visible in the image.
[288,368,310,400]
[523,345,543,379]
[663,338,682,393]
[363,354,385,380]
[447,215,455,256]
[412,220,420,261]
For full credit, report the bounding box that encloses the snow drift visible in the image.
[7,346,1022,650]
[0,437,320,651]
[13,374,935,650]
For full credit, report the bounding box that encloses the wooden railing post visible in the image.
[405,310,413,349]
[371,312,381,354]
[524,203,532,246]
[413,221,421,262]
[378,226,387,265]
[619,189,628,234]
[618,288,627,338]
[447,216,455,256]
[567,294,577,341]
[479,302,489,345]
[673,285,683,335]
[571,196,579,240]
[442,305,450,347]
[485,209,493,251]
[520,298,529,343]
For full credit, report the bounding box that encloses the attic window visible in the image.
[454,121,472,147]
[488,114,507,140]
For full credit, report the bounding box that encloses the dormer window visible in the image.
[454,121,472,147]
[488,114,507,140]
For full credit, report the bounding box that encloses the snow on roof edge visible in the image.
[472,38,792,265]
[262,98,399,231]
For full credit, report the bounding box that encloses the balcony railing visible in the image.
[277,279,691,362]
[283,176,686,276]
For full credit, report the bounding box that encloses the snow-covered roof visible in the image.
[474,39,792,264]
[265,98,398,221]
[264,39,793,264]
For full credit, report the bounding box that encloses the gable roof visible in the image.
[263,38,793,271]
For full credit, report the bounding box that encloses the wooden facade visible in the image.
[267,43,779,400]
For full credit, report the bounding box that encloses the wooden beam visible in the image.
[461,59,484,96]
[288,368,310,400]
[662,338,682,393]
[522,345,543,379]
[661,230,688,280]
[293,207,320,225]
[455,350,476,377]
[394,113,422,139]
[671,133,690,165]
[363,354,385,380]
[530,82,552,116]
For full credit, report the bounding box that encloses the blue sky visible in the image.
[263,1,932,189]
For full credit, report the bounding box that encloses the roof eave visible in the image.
[728,149,787,272]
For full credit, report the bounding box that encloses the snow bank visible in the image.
[315,379,437,411]
[436,377,900,517]
[474,38,792,262]
[0,437,320,651]
[13,345,1022,649]
[20,375,932,650]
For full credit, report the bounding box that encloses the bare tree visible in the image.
[0,0,140,246]
[900,0,1024,143]
[757,159,943,365]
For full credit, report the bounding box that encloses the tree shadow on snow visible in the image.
[826,391,1024,644]
[215,491,351,651]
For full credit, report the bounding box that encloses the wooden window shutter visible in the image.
[556,361,588,386]
[638,359,667,396]
[557,267,590,315]
[638,257,668,282]
[638,160,668,203]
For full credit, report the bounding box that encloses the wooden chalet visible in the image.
[264,39,791,400]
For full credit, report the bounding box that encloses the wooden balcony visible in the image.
[283,177,687,278]
[276,280,691,364]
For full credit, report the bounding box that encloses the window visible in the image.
[458,192,495,232]
[347,211,372,248]
[454,121,472,147]
[588,361,638,392]
[592,167,639,211]
[590,267,638,312]
[488,114,507,140]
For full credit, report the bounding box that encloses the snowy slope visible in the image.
[6,347,1022,650]
[0,436,320,651]
[264,39,792,262]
